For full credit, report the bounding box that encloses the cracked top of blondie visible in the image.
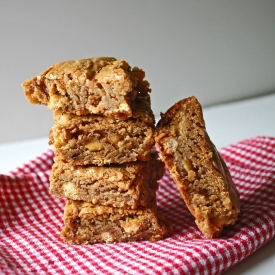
[22,57,151,120]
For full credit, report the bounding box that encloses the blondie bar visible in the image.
[50,152,165,209]
[60,199,172,244]
[49,96,155,165]
[155,96,240,238]
[22,57,151,120]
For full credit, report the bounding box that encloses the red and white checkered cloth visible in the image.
[1,136,275,275]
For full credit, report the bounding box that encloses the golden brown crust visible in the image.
[22,57,151,120]
[60,199,172,244]
[155,96,240,238]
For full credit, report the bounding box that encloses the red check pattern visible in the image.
[1,136,275,275]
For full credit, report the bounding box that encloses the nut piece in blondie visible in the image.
[50,151,165,209]
[22,57,151,120]
[155,96,240,238]
[49,97,155,165]
[60,199,172,244]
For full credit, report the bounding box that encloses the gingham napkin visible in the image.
[1,136,275,275]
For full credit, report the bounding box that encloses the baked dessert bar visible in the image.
[22,57,151,120]
[49,96,155,166]
[50,151,165,209]
[155,96,240,238]
[60,199,172,244]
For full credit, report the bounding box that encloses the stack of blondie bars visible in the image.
[22,57,171,244]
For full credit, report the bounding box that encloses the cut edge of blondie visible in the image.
[60,199,172,244]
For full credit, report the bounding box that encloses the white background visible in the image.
[1,0,275,143]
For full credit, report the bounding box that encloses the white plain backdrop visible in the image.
[1,0,275,143]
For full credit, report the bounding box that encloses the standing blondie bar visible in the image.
[155,96,240,238]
